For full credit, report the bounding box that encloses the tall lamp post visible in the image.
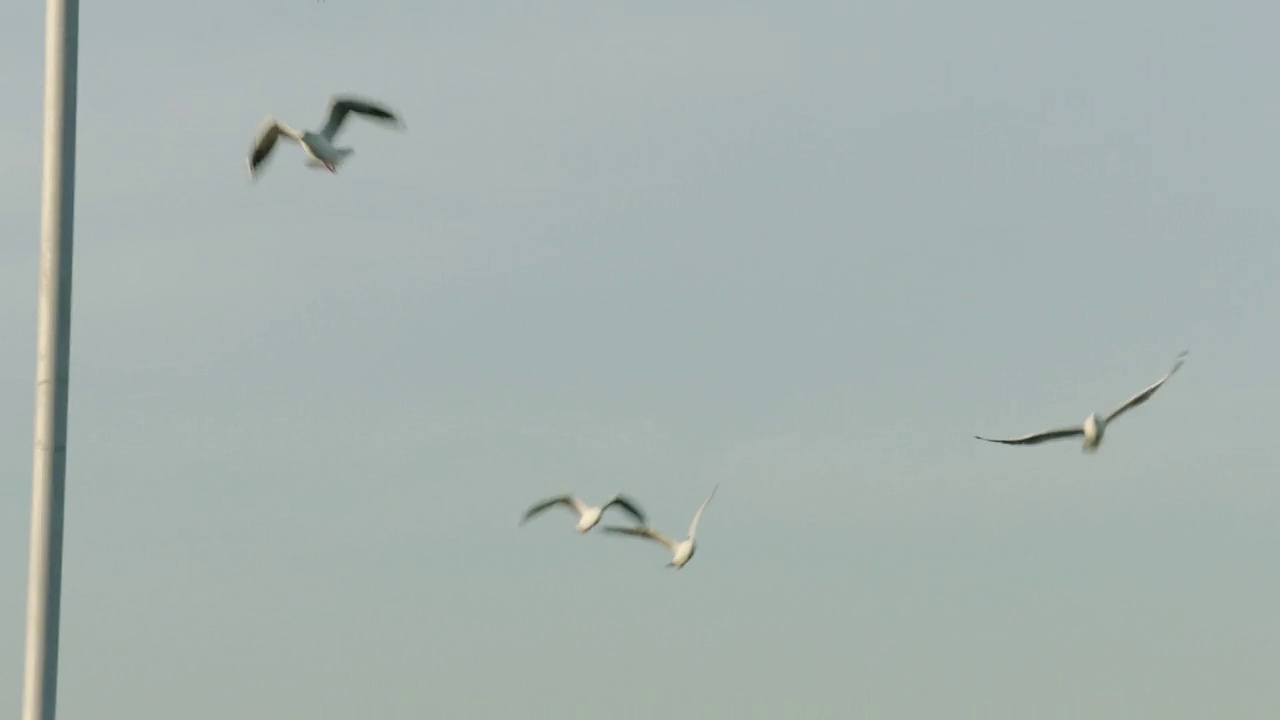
[22,0,80,717]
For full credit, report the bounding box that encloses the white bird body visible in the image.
[669,537,696,568]
[1081,412,1104,452]
[247,95,402,179]
[976,351,1186,453]
[295,129,349,168]
[575,505,605,533]
[521,493,647,534]
[260,124,352,171]
[604,484,717,569]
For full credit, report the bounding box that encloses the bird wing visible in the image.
[602,494,647,525]
[974,426,1085,445]
[687,484,718,538]
[520,495,583,524]
[320,96,402,140]
[602,525,677,551]
[1104,351,1188,424]
[247,120,299,176]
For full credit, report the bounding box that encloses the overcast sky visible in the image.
[1,1,1278,718]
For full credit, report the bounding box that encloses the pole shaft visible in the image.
[22,0,79,716]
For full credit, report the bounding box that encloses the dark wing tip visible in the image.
[974,435,1018,445]
[611,493,645,513]
[332,95,399,119]
[522,495,572,518]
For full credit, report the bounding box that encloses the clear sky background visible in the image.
[2,1,1278,718]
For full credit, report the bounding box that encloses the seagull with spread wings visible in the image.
[603,485,717,569]
[975,351,1188,453]
[521,493,647,534]
[247,94,403,179]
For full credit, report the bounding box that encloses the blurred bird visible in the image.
[521,493,647,534]
[975,351,1188,453]
[603,484,717,569]
[247,94,403,179]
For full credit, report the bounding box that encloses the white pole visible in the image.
[22,0,79,715]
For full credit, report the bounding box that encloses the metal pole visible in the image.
[22,0,79,716]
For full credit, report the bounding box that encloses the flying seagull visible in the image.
[975,351,1188,453]
[247,95,403,179]
[603,484,717,569]
[521,493,647,534]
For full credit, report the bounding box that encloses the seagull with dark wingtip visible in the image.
[975,351,1188,453]
[521,493,648,534]
[247,94,403,179]
[603,484,717,569]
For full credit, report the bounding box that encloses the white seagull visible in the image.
[247,95,403,179]
[975,351,1188,453]
[521,493,647,534]
[603,484,717,569]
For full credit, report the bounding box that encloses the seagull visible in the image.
[520,493,647,534]
[247,95,403,179]
[975,351,1188,453]
[603,484,717,569]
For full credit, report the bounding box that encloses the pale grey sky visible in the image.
[2,1,1278,718]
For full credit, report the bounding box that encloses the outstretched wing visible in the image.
[602,494,647,525]
[974,426,1085,446]
[521,495,584,524]
[602,525,677,551]
[1104,351,1188,424]
[687,484,718,538]
[320,96,402,140]
[247,120,299,177]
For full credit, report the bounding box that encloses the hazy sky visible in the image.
[2,1,1278,717]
